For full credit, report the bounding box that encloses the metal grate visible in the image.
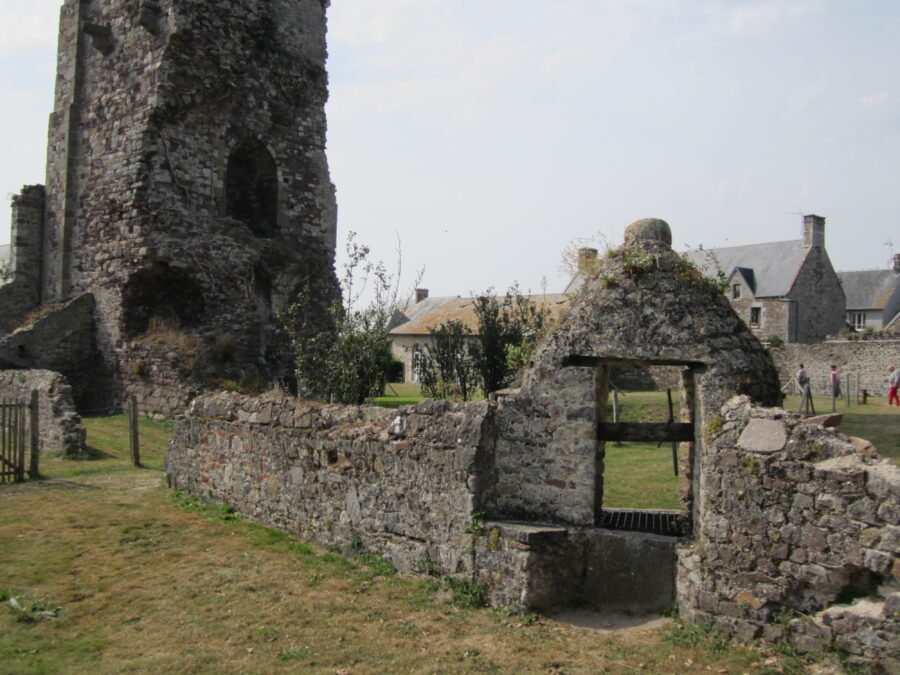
[599,509,690,537]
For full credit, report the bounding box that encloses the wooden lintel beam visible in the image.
[598,422,694,442]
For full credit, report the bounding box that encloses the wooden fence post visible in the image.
[16,399,26,482]
[128,396,141,467]
[29,390,39,478]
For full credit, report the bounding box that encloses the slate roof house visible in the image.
[837,255,900,331]
[388,290,568,383]
[680,214,846,343]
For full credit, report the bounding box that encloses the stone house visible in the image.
[680,214,846,343]
[837,255,900,332]
[388,290,568,383]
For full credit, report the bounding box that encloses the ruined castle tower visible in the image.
[2,0,340,412]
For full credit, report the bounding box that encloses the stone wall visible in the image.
[678,396,898,669]
[771,340,900,398]
[0,294,102,410]
[0,186,45,334]
[165,392,495,574]
[0,370,86,458]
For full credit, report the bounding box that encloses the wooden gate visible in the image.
[1,392,38,483]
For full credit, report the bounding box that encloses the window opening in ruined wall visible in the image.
[595,360,697,536]
[225,139,279,238]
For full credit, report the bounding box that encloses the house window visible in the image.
[732,284,742,299]
[750,307,761,327]
[411,344,423,382]
[853,313,867,331]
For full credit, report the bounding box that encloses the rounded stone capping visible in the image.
[623,217,672,248]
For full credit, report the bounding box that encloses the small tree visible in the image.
[0,258,11,284]
[284,232,421,405]
[473,284,547,395]
[418,320,480,401]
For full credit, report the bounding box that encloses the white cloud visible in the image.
[860,91,889,108]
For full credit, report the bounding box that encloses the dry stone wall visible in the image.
[678,396,899,669]
[0,369,86,458]
[166,393,496,574]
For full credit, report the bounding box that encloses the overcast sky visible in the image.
[2,0,898,297]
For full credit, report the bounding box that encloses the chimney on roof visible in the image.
[893,253,900,274]
[577,247,598,274]
[415,288,429,303]
[802,214,825,250]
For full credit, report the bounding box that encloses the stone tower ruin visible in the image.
[0,0,339,413]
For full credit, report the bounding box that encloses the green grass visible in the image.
[603,442,680,509]
[40,415,173,479]
[783,393,900,459]
[372,381,426,408]
[602,390,683,510]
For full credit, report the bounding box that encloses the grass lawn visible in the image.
[0,415,839,673]
[782,393,900,460]
[372,381,427,409]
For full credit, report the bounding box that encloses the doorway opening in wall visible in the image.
[225,139,279,238]
[592,358,698,536]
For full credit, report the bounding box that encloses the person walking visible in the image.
[830,364,842,403]
[796,363,814,416]
[889,365,900,407]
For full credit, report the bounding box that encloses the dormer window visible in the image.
[732,284,741,299]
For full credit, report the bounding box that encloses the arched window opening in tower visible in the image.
[226,139,279,238]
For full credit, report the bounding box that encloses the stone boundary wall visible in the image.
[771,341,900,398]
[168,389,898,666]
[0,369,86,458]
[165,393,495,575]
[678,396,899,669]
